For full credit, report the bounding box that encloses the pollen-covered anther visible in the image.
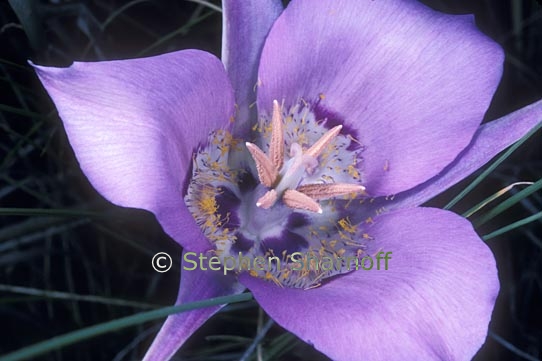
[269,100,284,170]
[296,183,366,200]
[245,142,278,187]
[283,189,323,214]
[305,124,343,158]
[256,189,278,209]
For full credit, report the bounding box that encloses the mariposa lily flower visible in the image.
[34,0,542,360]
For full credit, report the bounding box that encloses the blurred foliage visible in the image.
[0,0,541,360]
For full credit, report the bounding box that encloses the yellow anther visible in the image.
[338,217,357,234]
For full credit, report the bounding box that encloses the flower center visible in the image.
[185,100,373,289]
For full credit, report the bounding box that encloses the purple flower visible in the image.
[34,1,542,360]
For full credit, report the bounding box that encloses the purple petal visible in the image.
[33,50,235,252]
[241,207,498,361]
[257,0,503,196]
[144,254,244,360]
[388,99,542,210]
[221,0,283,135]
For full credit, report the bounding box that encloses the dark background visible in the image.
[0,0,541,360]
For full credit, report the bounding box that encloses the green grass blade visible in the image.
[136,11,214,57]
[1,120,45,169]
[489,332,539,361]
[483,211,542,241]
[0,208,102,218]
[263,333,297,361]
[186,0,222,12]
[0,58,32,71]
[0,284,161,309]
[474,178,542,226]
[101,0,152,29]
[444,121,542,210]
[0,293,253,361]
[462,182,534,218]
[0,75,37,95]
[0,104,49,119]
[238,318,274,361]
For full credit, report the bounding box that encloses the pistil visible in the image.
[246,100,366,213]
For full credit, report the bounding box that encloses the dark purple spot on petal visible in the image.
[261,230,309,255]
[312,101,362,152]
[286,212,310,229]
[215,187,241,228]
[237,169,258,194]
[232,232,254,253]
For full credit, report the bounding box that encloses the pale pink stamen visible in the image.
[282,189,323,214]
[269,100,284,171]
[296,183,366,200]
[256,189,278,209]
[245,142,278,187]
[305,125,343,159]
